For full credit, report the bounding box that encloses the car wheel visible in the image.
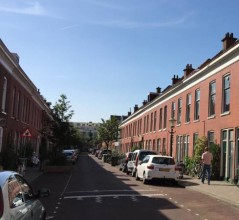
[143,172,148,184]
[135,171,139,181]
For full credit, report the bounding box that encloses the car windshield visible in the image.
[139,152,157,161]
[152,157,175,165]
[63,152,73,156]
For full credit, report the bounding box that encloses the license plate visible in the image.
[159,168,170,172]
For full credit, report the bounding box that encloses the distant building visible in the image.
[71,121,100,140]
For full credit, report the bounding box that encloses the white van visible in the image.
[129,149,157,177]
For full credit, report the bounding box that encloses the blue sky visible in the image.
[0,0,238,123]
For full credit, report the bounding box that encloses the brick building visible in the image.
[119,33,239,182]
[0,39,53,159]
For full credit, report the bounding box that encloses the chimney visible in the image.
[172,75,180,85]
[128,108,131,116]
[11,53,20,64]
[156,87,161,94]
[134,105,138,112]
[147,93,158,102]
[222,32,237,51]
[184,64,194,78]
[142,100,147,106]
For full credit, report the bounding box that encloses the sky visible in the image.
[0,0,239,123]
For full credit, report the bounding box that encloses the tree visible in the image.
[52,94,74,122]
[51,94,80,150]
[97,117,119,150]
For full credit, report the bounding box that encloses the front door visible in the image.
[221,129,234,180]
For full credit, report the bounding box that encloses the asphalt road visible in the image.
[31,154,239,220]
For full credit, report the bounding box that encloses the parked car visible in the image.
[119,152,133,172]
[0,170,50,220]
[130,149,157,177]
[135,155,180,184]
[62,149,78,164]
[97,149,112,160]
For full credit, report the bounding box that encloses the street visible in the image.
[32,154,239,220]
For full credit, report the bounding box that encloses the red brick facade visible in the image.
[119,33,239,182]
[0,39,53,157]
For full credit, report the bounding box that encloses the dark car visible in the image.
[0,171,50,219]
[119,152,133,172]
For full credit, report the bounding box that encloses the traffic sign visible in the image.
[22,129,32,137]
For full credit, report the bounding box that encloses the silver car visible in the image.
[0,171,50,219]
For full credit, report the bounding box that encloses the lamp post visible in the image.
[169,117,176,156]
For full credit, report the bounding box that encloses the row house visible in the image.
[119,33,239,182]
[0,39,53,158]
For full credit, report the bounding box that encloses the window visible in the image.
[208,131,214,148]
[162,138,166,155]
[209,81,216,116]
[153,111,157,131]
[17,91,21,119]
[146,115,149,133]
[177,98,182,124]
[143,116,146,133]
[1,77,7,113]
[159,108,163,130]
[186,94,191,123]
[11,87,16,117]
[193,133,198,153]
[171,101,176,118]
[157,138,161,153]
[183,135,189,158]
[194,89,200,120]
[222,74,230,113]
[163,106,167,129]
[150,112,153,132]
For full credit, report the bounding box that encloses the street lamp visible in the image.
[169,117,176,156]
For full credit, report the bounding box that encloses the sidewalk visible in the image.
[178,175,239,208]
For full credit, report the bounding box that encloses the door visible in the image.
[221,129,234,180]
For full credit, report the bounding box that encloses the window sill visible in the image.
[221,111,230,117]
[193,119,200,123]
[207,115,215,120]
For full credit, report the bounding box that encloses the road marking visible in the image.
[45,216,54,219]
[64,193,165,200]
[96,197,102,203]
[65,189,156,194]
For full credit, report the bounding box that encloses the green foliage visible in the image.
[52,94,74,122]
[193,136,207,163]
[97,117,119,149]
[210,142,221,179]
[51,94,81,150]
[184,136,221,180]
